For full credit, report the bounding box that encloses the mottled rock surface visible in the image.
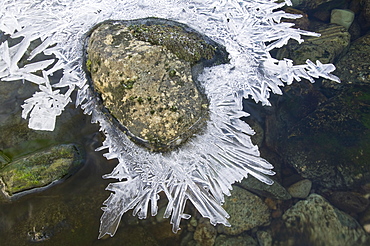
[194,218,217,246]
[217,186,270,235]
[87,19,226,151]
[332,32,370,86]
[256,230,273,246]
[274,194,370,246]
[0,144,83,197]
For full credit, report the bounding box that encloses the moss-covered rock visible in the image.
[0,144,83,197]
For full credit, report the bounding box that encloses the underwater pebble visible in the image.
[287,179,312,198]
[217,186,270,235]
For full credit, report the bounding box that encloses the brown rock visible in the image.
[329,191,369,214]
[283,7,310,30]
[194,218,217,246]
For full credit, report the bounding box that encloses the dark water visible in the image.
[0,80,181,245]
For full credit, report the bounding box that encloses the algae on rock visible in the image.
[0,144,83,197]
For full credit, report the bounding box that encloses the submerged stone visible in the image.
[86,18,228,151]
[275,194,370,246]
[217,186,270,235]
[0,144,83,197]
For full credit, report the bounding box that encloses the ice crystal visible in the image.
[0,0,340,239]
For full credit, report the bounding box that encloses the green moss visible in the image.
[86,59,92,72]
[128,24,216,64]
[137,97,143,104]
[0,150,11,168]
[144,133,164,146]
[169,106,178,112]
[0,144,82,196]
[2,139,58,162]
[168,69,176,77]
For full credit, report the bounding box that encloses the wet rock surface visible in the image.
[333,32,370,86]
[277,29,370,188]
[194,218,218,246]
[86,18,227,151]
[274,194,370,246]
[217,186,270,235]
[0,144,83,197]
[281,86,370,188]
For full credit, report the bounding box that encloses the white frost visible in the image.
[0,0,340,239]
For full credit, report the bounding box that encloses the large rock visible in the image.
[274,194,370,246]
[281,85,370,189]
[356,0,370,32]
[278,32,370,189]
[0,144,83,197]
[86,18,227,151]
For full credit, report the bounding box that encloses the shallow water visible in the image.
[0,79,182,245]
